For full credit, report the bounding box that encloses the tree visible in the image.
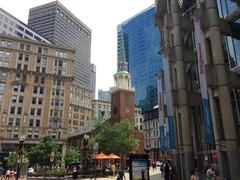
[64,146,81,165]
[27,136,61,166]
[90,119,138,157]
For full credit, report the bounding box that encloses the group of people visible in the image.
[0,168,17,180]
[160,161,177,180]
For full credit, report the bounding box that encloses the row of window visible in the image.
[0,50,11,58]
[0,40,12,48]
[56,9,91,38]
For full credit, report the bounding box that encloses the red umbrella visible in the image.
[107,153,120,159]
[96,152,109,159]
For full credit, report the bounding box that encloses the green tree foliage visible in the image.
[64,146,81,165]
[90,119,138,156]
[8,152,29,169]
[27,136,61,166]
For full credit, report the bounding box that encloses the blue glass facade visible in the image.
[117,6,163,112]
[217,0,238,18]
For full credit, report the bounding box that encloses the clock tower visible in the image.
[110,28,144,153]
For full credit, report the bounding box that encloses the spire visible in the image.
[117,25,128,72]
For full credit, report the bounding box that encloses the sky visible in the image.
[0,0,154,94]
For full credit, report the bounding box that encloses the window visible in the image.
[27,131,32,138]
[17,107,22,114]
[38,98,43,105]
[6,130,12,138]
[40,87,44,94]
[34,131,39,139]
[32,97,36,104]
[17,64,21,69]
[13,131,18,138]
[33,86,38,93]
[15,118,20,126]
[10,107,15,114]
[8,118,14,126]
[11,95,17,103]
[24,55,29,61]
[29,119,34,127]
[37,109,41,116]
[30,108,35,115]
[36,119,40,127]
[19,96,24,103]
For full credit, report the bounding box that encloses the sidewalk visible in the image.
[83,167,162,180]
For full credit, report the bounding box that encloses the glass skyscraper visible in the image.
[117,5,163,112]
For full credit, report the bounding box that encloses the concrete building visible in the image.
[90,63,96,99]
[98,89,111,102]
[0,34,74,160]
[68,84,93,134]
[92,100,111,120]
[155,0,240,179]
[0,8,50,43]
[134,107,143,132]
[28,1,94,92]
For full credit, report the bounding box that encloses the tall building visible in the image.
[156,0,240,179]
[117,5,163,112]
[68,84,93,134]
[28,1,93,91]
[90,63,96,98]
[0,8,50,43]
[0,34,74,161]
[98,89,111,102]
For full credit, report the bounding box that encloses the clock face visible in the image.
[113,106,118,115]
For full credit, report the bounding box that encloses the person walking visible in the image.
[190,169,200,180]
[164,162,170,180]
[206,165,216,180]
[116,168,125,180]
[111,163,116,178]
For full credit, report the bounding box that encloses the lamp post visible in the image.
[82,134,89,178]
[16,135,25,180]
[93,142,98,180]
[146,144,151,159]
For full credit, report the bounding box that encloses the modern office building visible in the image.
[98,90,111,102]
[90,63,96,98]
[92,100,111,121]
[28,1,93,91]
[155,0,240,179]
[117,5,163,112]
[0,8,50,43]
[0,34,74,161]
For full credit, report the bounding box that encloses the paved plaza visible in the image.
[84,167,163,180]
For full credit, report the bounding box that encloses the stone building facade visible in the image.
[0,34,74,158]
[155,0,240,179]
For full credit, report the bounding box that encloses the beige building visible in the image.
[68,84,93,134]
[134,107,143,132]
[0,34,74,152]
[92,99,111,120]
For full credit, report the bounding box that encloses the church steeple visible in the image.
[117,25,128,72]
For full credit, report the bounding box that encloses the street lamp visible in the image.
[93,142,98,180]
[82,134,89,178]
[16,135,25,180]
[145,144,151,161]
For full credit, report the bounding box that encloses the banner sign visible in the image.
[193,16,214,144]
[163,57,176,149]
[157,70,166,150]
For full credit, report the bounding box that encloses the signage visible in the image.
[193,16,214,144]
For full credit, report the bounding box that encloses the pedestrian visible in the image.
[116,168,125,180]
[170,166,177,180]
[111,163,116,178]
[72,166,78,179]
[190,169,199,180]
[140,169,146,180]
[164,161,170,180]
[206,165,216,180]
